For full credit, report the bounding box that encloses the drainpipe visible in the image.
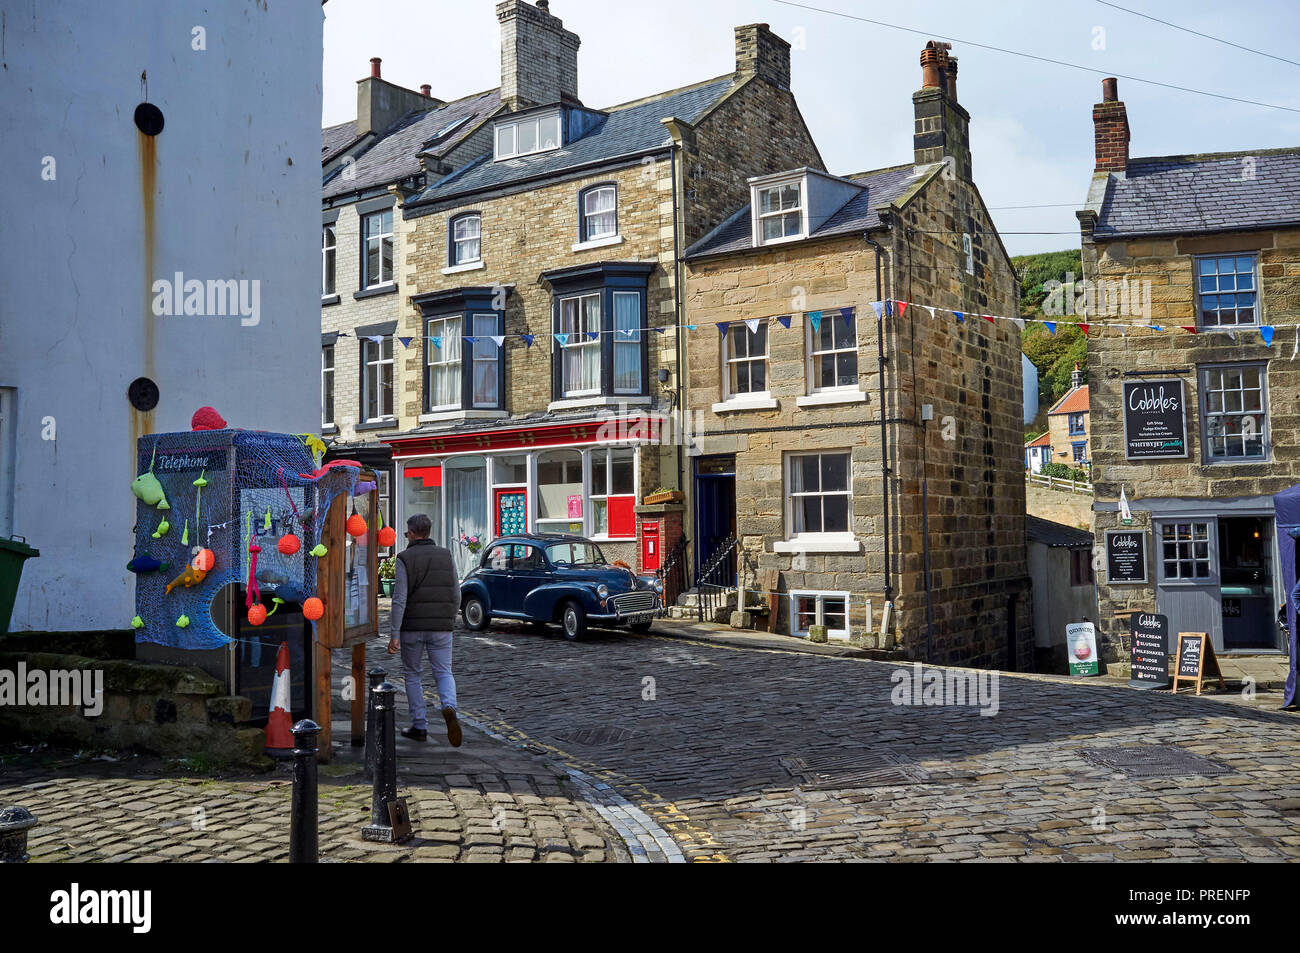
[864,234,895,640]
[670,144,684,505]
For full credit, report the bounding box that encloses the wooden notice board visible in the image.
[313,470,380,760]
[1171,631,1226,695]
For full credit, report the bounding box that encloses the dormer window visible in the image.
[494,111,562,161]
[753,178,805,245]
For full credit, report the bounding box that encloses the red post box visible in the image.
[641,522,660,573]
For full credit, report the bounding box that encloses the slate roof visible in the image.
[322,119,361,165]
[322,89,501,201]
[1093,148,1300,239]
[684,163,932,259]
[1026,515,1093,549]
[1048,385,1089,416]
[404,76,736,211]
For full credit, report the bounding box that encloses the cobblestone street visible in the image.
[5,616,1300,863]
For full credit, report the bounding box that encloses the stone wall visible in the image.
[1047,408,1090,467]
[1083,225,1300,658]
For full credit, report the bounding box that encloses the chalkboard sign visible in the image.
[1129,612,1170,689]
[1106,529,1148,584]
[1172,631,1226,695]
[1123,379,1188,460]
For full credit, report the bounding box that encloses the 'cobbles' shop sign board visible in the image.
[1106,529,1148,584]
[1129,612,1170,690]
[1123,379,1188,460]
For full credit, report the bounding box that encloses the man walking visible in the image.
[387,514,462,746]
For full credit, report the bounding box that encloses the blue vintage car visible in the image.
[459,533,663,640]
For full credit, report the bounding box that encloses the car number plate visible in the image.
[629,612,653,625]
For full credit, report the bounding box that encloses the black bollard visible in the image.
[362,681,399,842]
[0,805,37,863]
[289,719,320,863]
[363,666,386,781]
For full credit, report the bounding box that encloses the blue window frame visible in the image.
[1068,413,1085,436]
[1071,441,1086,463]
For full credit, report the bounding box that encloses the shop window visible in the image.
[1160,522,1211,580]
[445,456,488,579]
[493,454,527,486]
[591,447,636,538]
[789,591,849,640]
[537,450,583,534]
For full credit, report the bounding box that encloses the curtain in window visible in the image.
[613,292,641,393]
[429,316,462,409]
[471,313,498,407]
[584,188,616,239]
[562,295,601,395]
[445,460,487,579]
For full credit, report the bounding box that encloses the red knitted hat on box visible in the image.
[191,407,227,431]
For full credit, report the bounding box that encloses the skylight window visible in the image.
[433,116,468,141]
[494,111,562,161]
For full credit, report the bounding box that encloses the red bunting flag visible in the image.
[1180,326,1198,334]
[896,302,908,317]
[1080,324,1090,336]
[981,314,995,324]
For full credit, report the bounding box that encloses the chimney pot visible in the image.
[370,57,382,79]
[944,56,958,103]
[537,0,548,9]
[1102,77,1117,102]
[420,84,432,97]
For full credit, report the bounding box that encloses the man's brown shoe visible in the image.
[442,707,463,747]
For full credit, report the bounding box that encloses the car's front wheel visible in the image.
[462,595,490,631]
[560,600,587,642]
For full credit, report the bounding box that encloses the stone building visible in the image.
[681,43,1032,669]
[1045,365,1091,468]
[320,59,501,534]
[1078,77,1300,683]
[383,0,823,578]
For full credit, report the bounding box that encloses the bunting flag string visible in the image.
[375,300,1300,353]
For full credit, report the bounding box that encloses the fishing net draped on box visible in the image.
[129,430,359,650]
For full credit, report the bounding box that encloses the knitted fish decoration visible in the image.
[165,563,207,595]
[127,554,169,574]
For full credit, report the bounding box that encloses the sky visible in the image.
[323,0,1300,257]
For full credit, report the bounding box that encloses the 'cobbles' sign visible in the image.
[1129,612,1170,689]
[1106,529,1148,584]
[1123,379,1187,459]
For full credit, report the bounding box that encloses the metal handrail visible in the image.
[695,534,738,624]
[655,536,689,618]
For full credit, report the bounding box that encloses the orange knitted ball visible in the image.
[377,526,397,547]
[346,514,367,538]
[277,533,301,556]
[192,548,216,572]
[247,603,267,626]
[302,597,324,621]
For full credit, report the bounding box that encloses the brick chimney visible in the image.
[734,23,791,90]
[497,0,581,112]
[356,57,440,136]
[1093,77,1129,173]
[913,41,972,181]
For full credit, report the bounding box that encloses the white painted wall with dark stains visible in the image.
[0,0,323,632]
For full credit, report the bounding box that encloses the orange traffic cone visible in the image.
[264,641,294,757]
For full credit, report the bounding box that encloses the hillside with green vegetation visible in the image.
[1015,249,1086,415]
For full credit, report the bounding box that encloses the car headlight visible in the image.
[653,579,664,594]
[596,584,609,599]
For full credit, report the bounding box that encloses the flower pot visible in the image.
[381,579,394,598]
[643,490,684,505]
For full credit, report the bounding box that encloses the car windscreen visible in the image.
[545,541,606,567]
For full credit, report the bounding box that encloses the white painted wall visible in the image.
[1021,353,1038,426]
[0,2,323,631]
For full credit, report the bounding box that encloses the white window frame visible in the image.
[1196,254,1259,329]
[321,223,336,297]
[722,320,770,403]
[1200,362,1269,463]
[581,185,618,242]
[362,335,395,422]
[321,345,335,428]
[426,314,463,413]
[588,446,638,540]
[805,310,860,396]
[362,210,394,289]
[469,312,499,410]
[788,590,851,641]
[450,213,482,267]
[534,449,584,535]
[751,177,806,246]
[962,233,974,275]
[611,290,642,396]
[559,292,602,399]
[0,387,15,537]
[494,111,562,161]
[783,451,854,546]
